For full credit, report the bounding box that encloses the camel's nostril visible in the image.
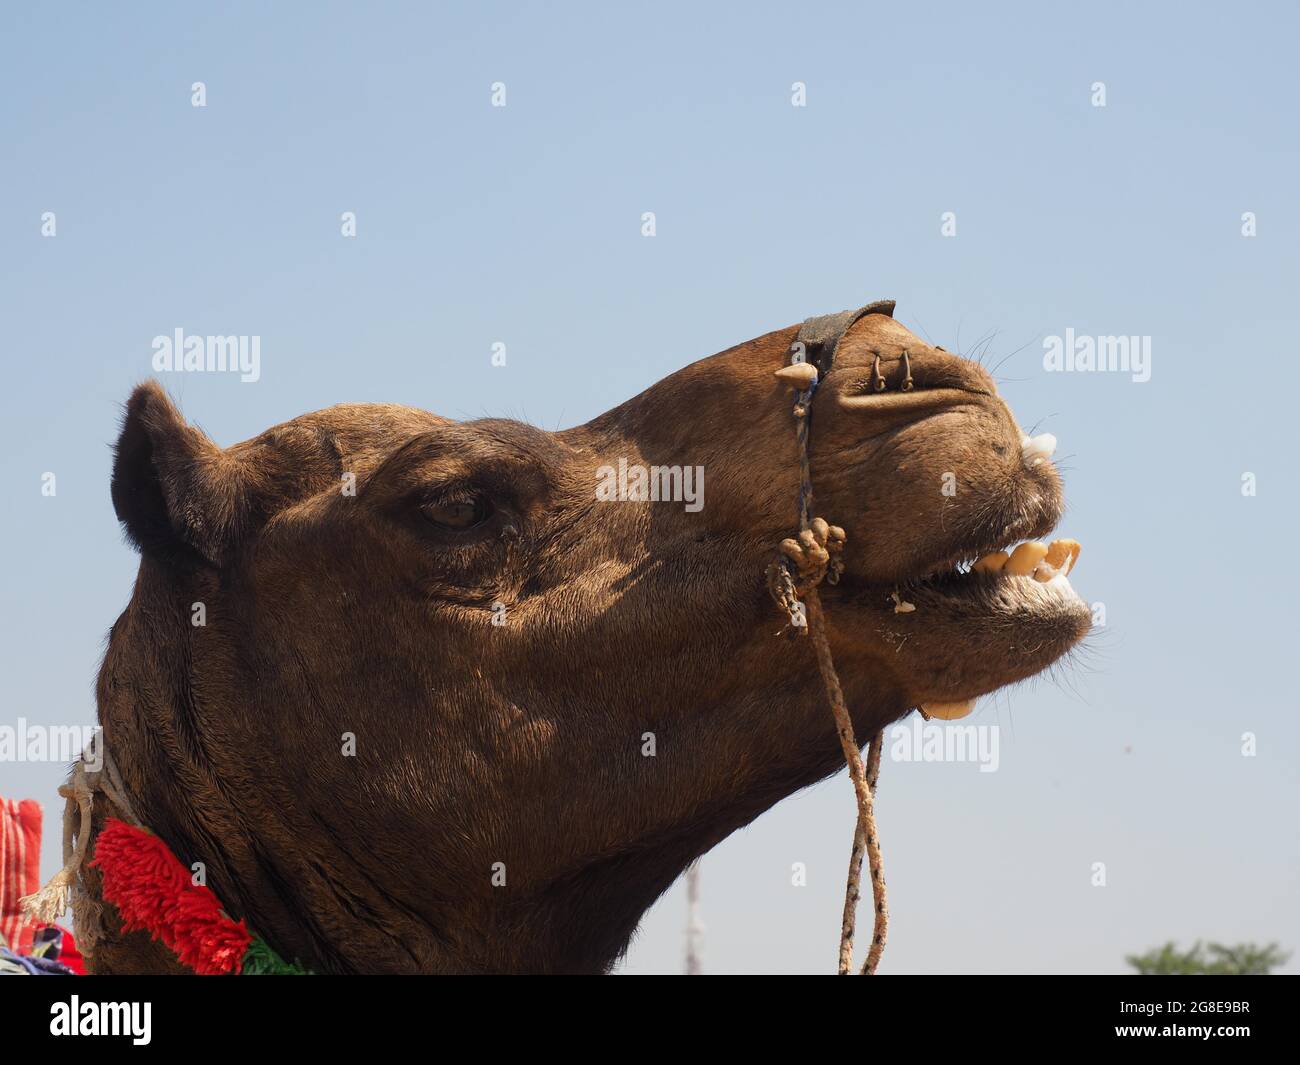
[1020,433,1056,466]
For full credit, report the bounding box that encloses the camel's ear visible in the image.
[111,382,252,567]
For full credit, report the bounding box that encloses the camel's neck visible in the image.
[465,734,856,973]
[93,619,860,974]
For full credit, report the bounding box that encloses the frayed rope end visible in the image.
[20,877,72,925]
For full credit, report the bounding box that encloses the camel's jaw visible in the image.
[812,444,1093,715]
[828,525,1092,717]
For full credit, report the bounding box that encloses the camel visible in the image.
[70,300,1089,973]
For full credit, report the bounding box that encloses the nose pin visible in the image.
[1021,433,1056,466]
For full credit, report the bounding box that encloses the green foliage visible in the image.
[1126,941,1290,975]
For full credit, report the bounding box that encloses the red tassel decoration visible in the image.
[90,818,251,975]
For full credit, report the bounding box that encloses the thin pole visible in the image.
[684,862,703,975]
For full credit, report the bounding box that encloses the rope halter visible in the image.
[765,298,895,975]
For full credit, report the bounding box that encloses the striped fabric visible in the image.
[0,798,43,954]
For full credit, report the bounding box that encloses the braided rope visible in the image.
[768,369,888,976]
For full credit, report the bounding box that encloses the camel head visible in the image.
[99,301,1089,973]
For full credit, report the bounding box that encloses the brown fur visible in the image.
[89,310,1089,973]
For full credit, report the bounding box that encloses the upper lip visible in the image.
[935,522,1055,577]
[834,388,988,440]
[890,507,1060,584]
[825,502,1059,591]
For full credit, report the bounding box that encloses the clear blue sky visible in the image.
[2,1,1297,974]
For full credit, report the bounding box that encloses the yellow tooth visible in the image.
[1042,538,1081,576]
[1004,541,1049,576]
[972,550,1009,573]
[921,699,976,720]
[1033,561,1058,582]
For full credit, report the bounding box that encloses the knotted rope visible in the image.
[766,358,889,976]
[22,740,308,975]
[20,736,138,953]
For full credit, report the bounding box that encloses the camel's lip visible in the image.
[895,562,1085,607]
[910,510,1064,580]
[891,536,1085,606]
[897,570,1092,714]
[863,555,1091,713]
[837,529,1087,616]
[846,510,1063,591]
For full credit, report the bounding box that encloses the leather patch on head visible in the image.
[796,299,896,375]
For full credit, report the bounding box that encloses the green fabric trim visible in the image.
[241,936,312,975]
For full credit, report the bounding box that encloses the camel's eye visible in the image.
[422,496,492,530]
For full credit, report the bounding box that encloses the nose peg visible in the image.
[1021,433,1057,467]
[871,354,886,392]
